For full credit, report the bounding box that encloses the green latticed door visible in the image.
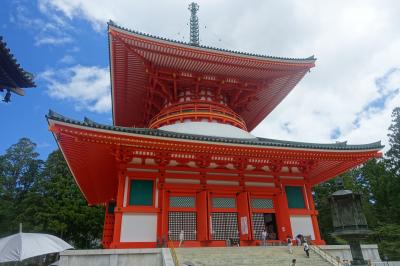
[285,186,305,209]
[129,179,154,206]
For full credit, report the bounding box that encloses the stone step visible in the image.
[175,246,332,266]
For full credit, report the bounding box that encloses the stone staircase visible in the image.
[175,246,332,266]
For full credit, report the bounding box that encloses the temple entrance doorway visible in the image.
[252,213,278,240]
[168,195,197,241]
[210,196,239,242]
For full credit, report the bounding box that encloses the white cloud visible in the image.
[9,0,74,46]
[59,55,76,64]
[41,65,111,113]
[39,0,400,152]
[35,36,73,46]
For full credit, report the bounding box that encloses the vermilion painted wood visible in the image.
[108,26,315,130]
[237,192,250,241]
[50,21,382,249]
[50,120,380,247]
[197,191,208,241]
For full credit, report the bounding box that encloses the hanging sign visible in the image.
[240,216,248,235]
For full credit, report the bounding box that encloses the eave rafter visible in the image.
[153,66,264,88]
[110,31,151,69]
[309,156,371,185]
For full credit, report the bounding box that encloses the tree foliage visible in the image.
[0,140,103,248]
[0,138,43,235]
[387,107,400,175]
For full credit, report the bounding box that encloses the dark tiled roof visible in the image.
[0,36,36,89]
[47,110,383,151]
[108,20,316,63]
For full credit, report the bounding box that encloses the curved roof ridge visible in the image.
[46,110,384,151]
[108,20,316,63]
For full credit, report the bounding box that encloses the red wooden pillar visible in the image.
[207,191,213,242]
[156,179,164,244]
[111,166,126,248]
[274,183,293,240]
[305,182,324,244]
[197,190,208,243]
[237,191,251,242]
[161,189,169,241]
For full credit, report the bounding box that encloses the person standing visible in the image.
[286,235,293,254]
[303,241,310,258]
[261,229,268,247]
[295,234,302,246]
[179,230,185,247]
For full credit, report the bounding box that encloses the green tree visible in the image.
[0,139,104,248]
[386,107,400,175]
[384,107,400,224]
[31,150,104,248]
[0,138,43,236]
[374,107,400,260]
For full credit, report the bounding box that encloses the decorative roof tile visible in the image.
[108,20,316,63]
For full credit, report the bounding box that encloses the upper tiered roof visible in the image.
[108,21,315,130]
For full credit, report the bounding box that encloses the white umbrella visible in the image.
[0,225,73,263]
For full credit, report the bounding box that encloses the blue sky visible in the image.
[1,0,399,159]
[0,0,111,158]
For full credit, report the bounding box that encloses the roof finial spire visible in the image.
[188,2,200,46]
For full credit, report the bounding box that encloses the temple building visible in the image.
[47,18,382,249]
[0,36,36,102]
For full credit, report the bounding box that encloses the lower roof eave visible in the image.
[47,116,383,154]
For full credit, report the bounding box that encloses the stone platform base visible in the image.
[59,244,383,266]
[59,248,173,266]
[320,244,381,262]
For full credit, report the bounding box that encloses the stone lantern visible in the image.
[329,190,370,265]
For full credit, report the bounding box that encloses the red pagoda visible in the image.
[47,14,382,249]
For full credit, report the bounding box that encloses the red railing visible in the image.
[149,101,247,130]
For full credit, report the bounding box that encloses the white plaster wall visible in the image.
[290,215,315,240]
[165,178,200,184]
[206,180,239,186]
[120,213,157,242]
[244,181,275,187]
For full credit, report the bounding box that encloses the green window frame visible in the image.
[129,179,154,206]
[212,197,236,208]
[251,198,274,209]
[285,186,305,209]
[170,196,196,208]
